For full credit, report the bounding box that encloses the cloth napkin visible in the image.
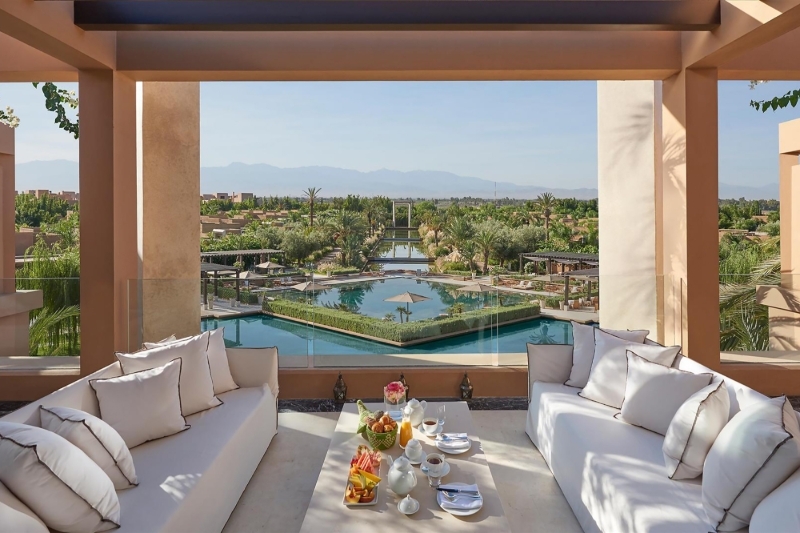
[436,433,468,441]
[436,435,470,450]
[439,484,482,510]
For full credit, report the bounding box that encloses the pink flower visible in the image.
[386,381,405,393]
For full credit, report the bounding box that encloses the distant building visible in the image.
[21,189,51,199]
[233,192,254,203]
[55,191,79,204]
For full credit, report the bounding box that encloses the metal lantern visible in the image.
[399,372,409,398]
[460,372,474,400]
[333,372,347,403]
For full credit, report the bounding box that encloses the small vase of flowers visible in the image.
[384,380,407,416]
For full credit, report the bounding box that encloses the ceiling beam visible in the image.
[75,0,719,32]
[0,0,115,70]
[116,30,682,81]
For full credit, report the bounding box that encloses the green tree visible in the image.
[473,223,499,274]
[303,187,322,228]
[535,192,558,242]
[15,193,70,227]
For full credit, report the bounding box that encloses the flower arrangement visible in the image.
[384,381,407,410]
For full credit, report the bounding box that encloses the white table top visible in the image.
[299,401,511,532]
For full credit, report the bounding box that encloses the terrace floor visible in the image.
[224,409,582,533]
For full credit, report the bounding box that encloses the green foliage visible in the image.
[15,194,70,227]
[265,299,539,343]
[750,89,800,112]
[33,82,79,139]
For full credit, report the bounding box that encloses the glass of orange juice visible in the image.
[399,410,413,449]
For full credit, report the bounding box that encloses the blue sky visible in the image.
[3,80,800,188]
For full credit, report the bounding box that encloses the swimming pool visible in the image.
[201,314,574,356]
[279,277,531,321]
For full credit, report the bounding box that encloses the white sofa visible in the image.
[526,346,800,533]
[0,347,279,533]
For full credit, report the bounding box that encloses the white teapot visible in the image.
[404,398,427,427]
[386,455,417,496]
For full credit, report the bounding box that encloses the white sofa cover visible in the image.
[526,349,800,533]
[0,347,278,533]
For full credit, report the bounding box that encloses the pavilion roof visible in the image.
[521,251,598,264]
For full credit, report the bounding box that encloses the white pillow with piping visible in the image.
[565,322,648,388]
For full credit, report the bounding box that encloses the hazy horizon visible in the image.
[4,80,800,191]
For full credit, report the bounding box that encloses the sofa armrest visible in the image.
[527,343,574,402]
[226,347,279,396]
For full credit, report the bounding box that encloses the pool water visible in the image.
[202,314,574,356]
[279,277,530,321]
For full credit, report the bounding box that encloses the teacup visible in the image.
[421,417,440,435]
[423,453,446,486]
[405,439,423,461]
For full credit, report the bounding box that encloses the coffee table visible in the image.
[299,401,511,532]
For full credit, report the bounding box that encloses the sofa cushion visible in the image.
[40,405,138,490]
[117,331,221,416]
[580,330,680,409]
[527,343,573,384]
[0,422,120,533]
[663,381,730,480]
[703,396,800,531]
[619,352,712,436]
[145,328,238,396]
[527,381,716,533]
[116,385,277,533]
[91,358,189,448]
[749,465,800,533]
[0,481,48,533]
[565,322,648,388]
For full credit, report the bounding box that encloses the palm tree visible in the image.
[396,306,407,323]
[325,209,367,266]
[303,187,321,228]
[383,312,396,322]
[474,227,499,274]
[719,256,780,351]
[535,192,558,241]
[424,212,446,247]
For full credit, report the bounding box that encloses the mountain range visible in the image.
[14,159,780,200]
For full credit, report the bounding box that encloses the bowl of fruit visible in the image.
[344,445,382,506]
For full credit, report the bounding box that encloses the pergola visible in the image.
[519,251,599,275]
[3,0,800,396]
[557,267,600,305]
[200,262,241,304]
[201,249,283,264]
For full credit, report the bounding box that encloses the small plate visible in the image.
[398,496,420,516]
[343,481,379,507]
[436,482,483,517]
[405,449,427,465]
[436,438,471,455]
[421,460,450,478]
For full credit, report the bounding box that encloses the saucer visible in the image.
[404,449,427,465]
[421,460,450,478]
[436,438,471,455]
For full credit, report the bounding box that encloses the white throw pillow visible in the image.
[663,380,730,480]
[579,329,680,409]
[0,481,48,533]
[749,461,800,533]
[618,351,712,435]
[144,328,238,395]
[0,422,120,533]
[527,343,573,385]
[91,358,189,448]
[703,396,800,531]
[565,322,648,388]
[118,330,221,415]
[39,406,138,490]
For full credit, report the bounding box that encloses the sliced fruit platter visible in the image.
[343,444,382,507]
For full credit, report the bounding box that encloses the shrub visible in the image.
[263,299,540,344]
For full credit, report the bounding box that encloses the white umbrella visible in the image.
[291,281,328,292]
[456,283,496,293]
[384,291,431,313]
[256,261,284,270]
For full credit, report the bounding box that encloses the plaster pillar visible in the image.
[137,82,200,344]
[79,70,138,373]
[0,125,43,355]
[660,68,720,368]
[756,118,800,349]
[597,81,661,335]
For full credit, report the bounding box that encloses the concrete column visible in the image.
[137,82,201,344]
[0,125,14,292]
[756,119,800,349]
[597,81,661,336]
[79,71,138,372]
[660,68,720,368]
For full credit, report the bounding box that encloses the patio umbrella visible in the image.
[291,281,328,292]
[384,291,431,312]
[256,261,284,270]
[456,283,496,293]
[238,271,264,279]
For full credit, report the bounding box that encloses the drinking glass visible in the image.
[424,453,445,487]
[437,405,446,429]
